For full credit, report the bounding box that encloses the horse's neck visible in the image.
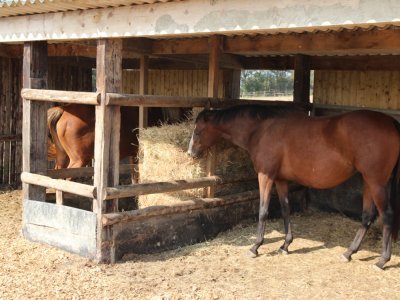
[216,117,259,151]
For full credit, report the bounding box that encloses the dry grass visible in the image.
[138,113,255,207]
[1,189,400,299]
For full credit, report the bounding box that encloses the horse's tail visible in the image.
[47,106,65,160]
[390,120,400,241]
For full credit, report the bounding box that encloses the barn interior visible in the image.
[1,0,400,262]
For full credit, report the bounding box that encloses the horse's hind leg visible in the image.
[275,180,293,254]
[368,183,393,270]
[249,173,273,257]
[342,183,377,262]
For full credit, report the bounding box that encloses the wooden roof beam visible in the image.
[48,43,96,58]
[240,54,400,70]
[6,28,400,59]
[225,29,400,56]
[0,44,22,57]
[151,37,209,55]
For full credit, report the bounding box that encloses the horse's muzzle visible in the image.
[187,148,202,158]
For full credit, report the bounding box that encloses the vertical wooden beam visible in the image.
[55,190,64,205]
[139,54,149,128]
[206,36,222,198]
[223,69,241,99]
[293,54,311,103]
[136,55,149,186]
[22,41,48,201]
[94,39,122,263]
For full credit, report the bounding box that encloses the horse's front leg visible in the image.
[275,180,293,254]
[249,173,273,257]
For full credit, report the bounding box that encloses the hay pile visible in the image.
[137,112,256,207]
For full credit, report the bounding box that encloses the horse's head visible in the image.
[187,109,220,158]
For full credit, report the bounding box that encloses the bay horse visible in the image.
[187,104,400,270]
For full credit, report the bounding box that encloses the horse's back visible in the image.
[255,110,400,189]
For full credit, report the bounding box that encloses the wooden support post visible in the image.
[55,190,64,205]
[139,54,149,128]
[293,54,311,103]
[206,36,222,198]
[94,39,122,263]
[22,41,48,201]
[136,54,149,187]
[223,69,241,99]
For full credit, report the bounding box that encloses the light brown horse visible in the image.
[47,104,189,171]
[47,104,140,170]
[188,104,400,270]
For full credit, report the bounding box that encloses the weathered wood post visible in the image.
[293,54,311,210]
[94,38,122,263]
[223,69,241,99]
[22,41,48,201]
[293,54,311,103]
[206,35,222,198]
[136,54,149,184]
[139,54,149,129]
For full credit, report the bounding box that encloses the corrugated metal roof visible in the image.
[1,0,400,44]
[0,0,183,18]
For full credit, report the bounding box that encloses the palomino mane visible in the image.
[196,104,298,124]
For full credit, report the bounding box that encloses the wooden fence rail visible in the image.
[0,134,22,142]
[102,189,260,226]
[313,103,400,116]
[106,92,312,109]
[104,174,257,200]
[21,88,100,105]
[46,164,136,179]
[21,172,97,199]
[19,88,313,110]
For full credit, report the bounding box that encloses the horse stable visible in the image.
[0,0,400,263]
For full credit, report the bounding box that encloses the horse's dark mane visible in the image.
[196,104,298,124]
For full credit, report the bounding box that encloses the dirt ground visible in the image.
[1,189,400,300]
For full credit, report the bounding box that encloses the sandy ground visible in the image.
[1,189,400,300]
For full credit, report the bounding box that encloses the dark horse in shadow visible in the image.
[187,104,400,270]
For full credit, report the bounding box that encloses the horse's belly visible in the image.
[280,155,355,189]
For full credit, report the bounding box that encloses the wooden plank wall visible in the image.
[48,63,93,92]
[122,69,225,97]
[0,57,22,186]
[314,70,400,109]
[23,199,97,258]
[0,58,92,186]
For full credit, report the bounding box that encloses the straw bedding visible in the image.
[1,189,400,299]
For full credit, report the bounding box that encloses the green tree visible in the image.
[240,70,294,95]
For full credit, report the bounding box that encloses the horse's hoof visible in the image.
[278,248,289,255]
[247,249,258,258]
[373,260,387,271]
[372,263,384,271]
[340,254,351,262]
